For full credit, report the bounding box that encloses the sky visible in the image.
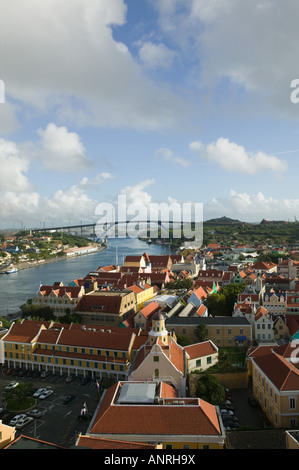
[1,0,299,230]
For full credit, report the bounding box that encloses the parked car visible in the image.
[10,414,27,426]
[27,408,43,418]
[65,375,74,383]
[15,416,34,429]
[5,381,19,390]
[63,394,76,405]
[39,389,53,400]
[40,370,51,378]
[33,388,47,398]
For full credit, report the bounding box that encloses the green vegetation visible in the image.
[203,220,299,247]
[165,278,193,290]
[1,230,97,267]
[207,347,247,373]
[195,374,225,405]
[20,301,82,324]
[4,382,35,411]
[206,283,246,316]
[195,323,208,342]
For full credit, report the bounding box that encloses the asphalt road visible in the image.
[0,371,101,448]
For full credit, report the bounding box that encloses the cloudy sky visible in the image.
[1,0,299,229]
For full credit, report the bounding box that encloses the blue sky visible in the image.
[1,0,299,229]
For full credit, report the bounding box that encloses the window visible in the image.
[207,356,212,364]
[154,356,159,362]
[155,369,159,378]
[196,359,201,367]
[290,398,296,410]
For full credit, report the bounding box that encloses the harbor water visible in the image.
[0,238,174,317]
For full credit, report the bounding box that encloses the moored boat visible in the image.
[5,267,18,274]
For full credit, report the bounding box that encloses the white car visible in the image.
[33,388,47,398]
[39,389,53,400]
[27,408,43,418]
[10,414,27,426]
[5,381,19,390]
[15,416,34,429]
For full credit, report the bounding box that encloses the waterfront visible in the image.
[0,238,174,317]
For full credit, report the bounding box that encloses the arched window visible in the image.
[155,368,159,378]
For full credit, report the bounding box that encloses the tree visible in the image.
[176,334,192,346]
[195,323,208,343]
[195,374,225,405]
[20,303,55,321]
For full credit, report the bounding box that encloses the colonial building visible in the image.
[85,380,225,449]
[34,283,85,316]
[74,290,137,326]
[263,291,287,316]
[184,341,218,373]
[0,320,144,381]
[249,344,299,428]
[166,316,252,347]
[129,312,187,396]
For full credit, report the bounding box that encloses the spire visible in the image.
[149,312,169,345]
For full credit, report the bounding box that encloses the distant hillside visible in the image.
[204,216,243,225]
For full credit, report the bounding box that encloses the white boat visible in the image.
[5,267,18,274]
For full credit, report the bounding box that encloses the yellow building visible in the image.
[128,283,154,309]
[166,316,252,347]
[0,421,15,449]
[250,344,299,428]
[74,290,137,326]
[1,320,145,381]
[123,255,147,270]
[34,283,85,316]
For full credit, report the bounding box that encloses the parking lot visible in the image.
[0,369,103,448]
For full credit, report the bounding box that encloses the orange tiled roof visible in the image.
[89,381,221,437]
[2,321,44,343]
[253,351,299,391]
[76,435,156,450]
[184,340,217,360]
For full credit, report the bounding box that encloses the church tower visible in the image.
[149,312,169,346]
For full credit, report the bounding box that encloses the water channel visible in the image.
[0,238,174,316]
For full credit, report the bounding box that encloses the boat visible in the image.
[5,267,18,274]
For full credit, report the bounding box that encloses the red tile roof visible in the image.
[253,352,299,391]
[89,381,221,437]
[76,435,156,450]
[184,341,218,360]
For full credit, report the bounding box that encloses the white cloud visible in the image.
[153,0,299,116]
[155,147,190,167]
[204,190,299,222]
[120,179,154,206]
[139,41,176,69]
[0,139,33,192]
[36,123,92,172]
[0,182,99,228]
[0,0,186,130]
[190,138,288,175]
